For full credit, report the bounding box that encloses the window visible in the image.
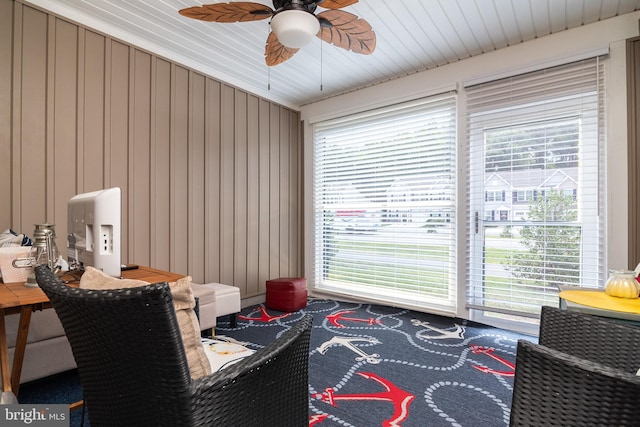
[312,95,457,313]
[485,190,504,202]
[310,57,606,334]
[466,58,605,333]
[516,190,535,202]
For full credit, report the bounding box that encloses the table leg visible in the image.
[11,306,32,396]
[0,311,11,393]
[70,400,84,411]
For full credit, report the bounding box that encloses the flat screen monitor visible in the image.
[67,187,121,277]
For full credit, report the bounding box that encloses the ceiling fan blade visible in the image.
[317,10,376,55]
[317,0,359,9]
[265,32,299,66]
[179,2,273,22]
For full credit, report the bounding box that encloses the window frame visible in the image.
[465,58,606,334]
[311,94,459,314]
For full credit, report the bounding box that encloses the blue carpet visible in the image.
[17,298,535,426]
[18,370,88,426]
[220,298,534,426]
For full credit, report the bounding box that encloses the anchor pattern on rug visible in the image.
[317,336,383,364]
[309,414,329,426]
[214,299,522,427]
[470,344,516,376]
[237,306,291,323]
[312,372,415,427]
[326,310,382,328]
[411,319,466,340]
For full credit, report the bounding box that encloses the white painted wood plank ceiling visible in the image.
[22,0,640,109]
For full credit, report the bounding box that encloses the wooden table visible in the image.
[0,265,184,400]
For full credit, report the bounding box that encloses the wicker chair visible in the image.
[34,266,312,427]
[510,306,640,426]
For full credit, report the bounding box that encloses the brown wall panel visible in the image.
[20,6,48,230]
[629,37,640,267]
[188,71,206,283]
[258,99,271,293]
[130,50,152,266]
[220,85,235,285]
[107,40,131,262]
[279,109,291,274]
[205,79,221,281]
[82,30,106,192]
[234,90,248,292]
[289,109,301,273]
[246,95,260,296]
[0,0,13,229]
[269,104,281,279]
[151,58,172,270]
[4,1,302,300]
[50,18,78,234]
[9,3,23,230]
[170,65,190,275]
[75,27,85,192]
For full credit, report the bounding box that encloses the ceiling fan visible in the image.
[179,0,376,66]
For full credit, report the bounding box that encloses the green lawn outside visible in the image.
[326,258,450,298]
[325,235,557,312]
[333,239,449,261]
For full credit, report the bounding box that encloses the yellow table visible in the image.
[558,288,640,322]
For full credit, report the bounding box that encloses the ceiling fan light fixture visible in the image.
[270,9,320,49]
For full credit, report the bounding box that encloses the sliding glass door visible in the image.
[466,58,606,332]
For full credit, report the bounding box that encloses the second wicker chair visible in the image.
[510,305,640,426]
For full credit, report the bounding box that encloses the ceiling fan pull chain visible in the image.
[320,38,323,92]
[267,23,272,91]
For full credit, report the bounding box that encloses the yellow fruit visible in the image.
[605,271,640,298]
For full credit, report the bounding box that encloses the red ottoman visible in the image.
[265,277,308,312]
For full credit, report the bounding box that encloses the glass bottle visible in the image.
[14,224,61,287]
[36,224,60,264]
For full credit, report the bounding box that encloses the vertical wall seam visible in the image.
[76,27,85,193]
[45,14,54,220]
[127,46,135,262]
[104,38,112,188]
[149,55,157,266]
[11,2,23,229]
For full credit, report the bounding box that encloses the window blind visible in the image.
[466,58,606,321]
[313,94,458,313]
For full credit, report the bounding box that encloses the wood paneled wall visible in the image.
[629,36,640,268]
[0,0,303,298]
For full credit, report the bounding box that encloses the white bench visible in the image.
[191,282,241,331]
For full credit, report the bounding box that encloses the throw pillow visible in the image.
[79,267,212,379]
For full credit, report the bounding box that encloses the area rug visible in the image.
[19,297,533,427]
[215,298,534,427]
